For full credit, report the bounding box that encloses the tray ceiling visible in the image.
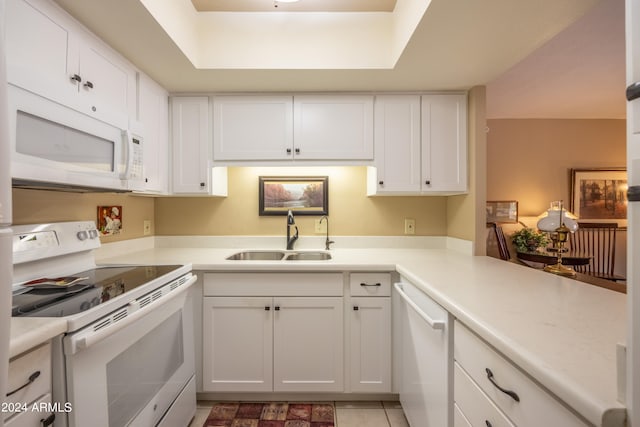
[191,0,397,12]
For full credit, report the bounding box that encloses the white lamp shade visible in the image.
[536,202,578,232]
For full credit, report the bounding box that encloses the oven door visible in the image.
[61,276,196,427]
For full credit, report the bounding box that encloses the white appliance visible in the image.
[394,281,453,427]
[625,0,640,424]
[11,221,197,427]
[1,0,14,413]
[7,84,144,192]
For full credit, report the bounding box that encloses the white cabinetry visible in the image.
[4,343,54,427]
[137,74,168,194]
[421,94,467,193]
[293,95,374,160]
[368,93,468,195]
[212,96,293,161]
[6,0,136,129]
[202,273,344,393]
[454,321,589,427]
[349,273,391,393]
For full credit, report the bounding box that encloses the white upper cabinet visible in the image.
[293,95,374,160]
[421,94,468,193]
[171,97,212,194]
[368,93,468,196]
[369,95,422,194]
[5,0,136,129]
[213,96,293,160]
[137,75,169,194]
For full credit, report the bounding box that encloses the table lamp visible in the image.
[536,201,578,277]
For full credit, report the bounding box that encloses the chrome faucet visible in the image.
[320,216,335,250]
[286,210,299,250]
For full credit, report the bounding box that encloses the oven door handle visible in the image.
[69,274,197,354]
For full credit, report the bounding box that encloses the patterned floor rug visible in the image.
[203,402,335,427]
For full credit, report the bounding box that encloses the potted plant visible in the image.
[511,227,548,253]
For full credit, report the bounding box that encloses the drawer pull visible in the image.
[6,370,41,397]
[41,413,55,427]
[486,368,520,402]
[485,421,493,427]
[360,282,381,287]
[265,306,271,311]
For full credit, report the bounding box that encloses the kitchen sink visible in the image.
[226,250,286,261]
[285,251,332,261]
[226,250,332,261]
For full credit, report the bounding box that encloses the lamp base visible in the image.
[544,262,577,277]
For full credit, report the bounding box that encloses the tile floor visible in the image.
[191,400,410,427]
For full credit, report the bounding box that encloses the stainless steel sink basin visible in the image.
[285,252,332,261]
[226,250,286,261]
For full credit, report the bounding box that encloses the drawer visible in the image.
[5,343,51,421]
[454,403,472,427]
[204,272,344,296]
[5,393,55,427]
[349,273,391,296]
[454,321,589,427]
[455,362,515,427]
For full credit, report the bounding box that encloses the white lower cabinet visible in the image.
[454,321,589,427]
[202,273,344,393]
[349,273,392,393]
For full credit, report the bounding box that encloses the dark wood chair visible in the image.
[569,222,625,281]
[487,223,511,261]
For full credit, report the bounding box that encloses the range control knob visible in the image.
[88,229,99,239]
[77,231,89,241]
[80,301,91,311]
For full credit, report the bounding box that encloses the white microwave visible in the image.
[8,84,144,192]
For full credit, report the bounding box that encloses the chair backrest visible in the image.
[487,223,511,261]
[569,222,618,278]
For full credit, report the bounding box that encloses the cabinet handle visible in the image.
[295,148,300,154]
[379,181,384,185]
[627,81,640,101]
[70,74,82,83]
[360,282,381,287]
[353,306,359,311]
[286,148,292,154]
[6,370,40,397]
[485,421,493,427]
[485,368,520,402]
[41,413,56,427]
[274,306,280,311]
[200,182,205,187]
[425,180,431,185]
[83,80,94,89]
[265,306,271,311]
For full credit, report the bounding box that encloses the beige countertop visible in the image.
[13,239,626,426]
[10,317,67,359]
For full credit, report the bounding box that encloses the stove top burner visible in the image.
[12,265,182,317]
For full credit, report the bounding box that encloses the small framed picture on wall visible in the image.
[98,205,123,235]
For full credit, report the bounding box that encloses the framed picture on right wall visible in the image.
[570,168,627,227]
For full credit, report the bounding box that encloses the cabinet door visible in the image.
[202,297,273,392]
[350,297,391,393]
[5,0,79,106]
[76,41,134,129]
[273,297,344,392]
[293,95,373,160]
[370,95,422,194]
[213,96,293,161]
[138,75,169,193]
[421,94,468,193]
[171,97,211,194]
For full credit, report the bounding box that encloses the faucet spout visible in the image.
[320,216,334,250]
[286,210,298,250]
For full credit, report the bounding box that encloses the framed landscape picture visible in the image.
[570,168,627,227]
[259,176,329,216]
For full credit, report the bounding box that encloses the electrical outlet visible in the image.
[315,219,327,234]
[143,220,151,235]
[404,218,416,235]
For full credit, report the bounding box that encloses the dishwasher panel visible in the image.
[394,281,453,427]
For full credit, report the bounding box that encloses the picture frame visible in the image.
[97,205,123,235]
[486,200,519,224]
[259,176,329,216]
[570,168,627,227]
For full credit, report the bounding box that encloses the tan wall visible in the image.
[156,166,448,236]
[447,86,487,254]
[12,189,155,243]
[487,119,626,216]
